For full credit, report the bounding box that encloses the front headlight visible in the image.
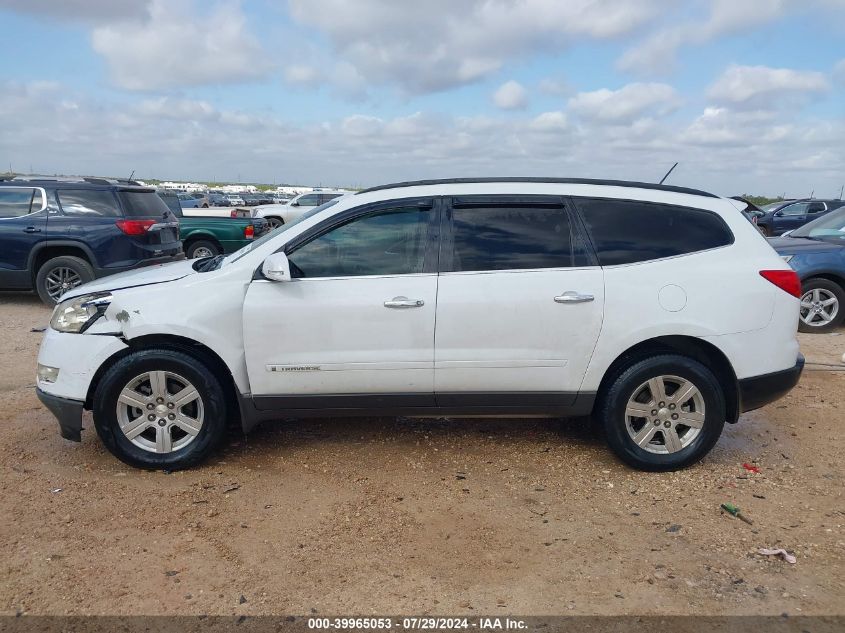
[781,255,794,264]
[50,293,112,333]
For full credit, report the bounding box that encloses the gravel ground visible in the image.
[0,292,842,616]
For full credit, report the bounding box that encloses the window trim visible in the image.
[275,196,440,279]
[439,195,592,274]
[56,188,121,218]
[0,186,48,220]
[569,195,735,268]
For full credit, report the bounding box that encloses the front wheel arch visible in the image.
[86,334,242,431]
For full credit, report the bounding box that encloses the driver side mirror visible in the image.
[262,252,292,282]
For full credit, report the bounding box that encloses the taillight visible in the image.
[760,270,801,298]
[244,224,255,239]
[115,219,156,236]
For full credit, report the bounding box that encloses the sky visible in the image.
[0,0,844,197]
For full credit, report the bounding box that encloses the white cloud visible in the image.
[538,78,571,97]
[568,83,681,123]
[286,0,662,93]
[0,0,147,20]
[493,81,528,110]
[617,0,819,76]
[3,79,844,198]
[91,0,271,91]
[707,64,829,106]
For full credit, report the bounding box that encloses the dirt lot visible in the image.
[1,292,843,617]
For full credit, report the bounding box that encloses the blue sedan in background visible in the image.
[770,205,845,333]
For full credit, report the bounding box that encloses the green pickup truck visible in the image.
[158,191,271,259]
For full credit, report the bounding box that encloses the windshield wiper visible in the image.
[197,254,226,272]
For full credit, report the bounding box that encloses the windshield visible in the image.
[791,206,845,239]
[224,198,342,265]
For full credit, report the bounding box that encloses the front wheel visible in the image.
[798,278,844,333]
[35,255,95,305]
[93,349,229,469]
[266,216,284,229]
[597,354,725,471]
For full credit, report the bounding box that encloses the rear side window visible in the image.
[117,191,173,217]
[57,190,120,217]
[448,205,575,272]
[0,188,41,218]
[577,198,733,266]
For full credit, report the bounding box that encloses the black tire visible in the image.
[597,354,726,471]
[185,239,221,259]
[93,348,228,470]
[266,216,284,229]
[758,224,772,237]
[201,203,209,208]
[35,255,95,306]
[798,278,845,333]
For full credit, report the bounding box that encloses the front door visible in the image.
[0,187,48,289]
[243,199,439,407]
[434,196,604,404]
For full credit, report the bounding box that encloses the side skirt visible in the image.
[238,392,597,432]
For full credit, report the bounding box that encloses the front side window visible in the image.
[57,190,120,217]
[448,205,574,272]
[578,198,733,266]
[0,188,39,218]
[288,207,430,278]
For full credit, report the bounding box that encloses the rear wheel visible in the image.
[93,348,228,469]
[798,278,844,333]
[35,255,95,305]
[186,239,221,259]
[597,354,725,471]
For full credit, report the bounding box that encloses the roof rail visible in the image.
[357,177,719,199]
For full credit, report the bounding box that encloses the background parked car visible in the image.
[756,199,845,236]
[224,194,244,206]
[158,191,270,258]
[770,205,845,333]
[253,189,350,228]
[208,193,228,207]
[176,192,208,209]
[0,176,182,304]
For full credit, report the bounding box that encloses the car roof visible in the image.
[358,177,718,199]
[0,175,151,192]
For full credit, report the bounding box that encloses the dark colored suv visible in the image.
[0,176,183,304]
[756,199,845,236]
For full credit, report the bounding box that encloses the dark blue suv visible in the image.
[770,205,845,333]
[0,177,183,304]
[756,198,845,237]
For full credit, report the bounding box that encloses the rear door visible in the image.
[433,196,604,404]
[0,187,48,289]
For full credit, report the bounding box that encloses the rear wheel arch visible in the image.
[86,334,242,430]
[29,242,96,281]
[595,335,739,423]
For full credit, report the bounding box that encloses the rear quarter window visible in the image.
[0,188,40,218]
[118,191,173,218]
[57,189,120,217]
[576,198,733,266]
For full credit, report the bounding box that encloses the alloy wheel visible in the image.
[44,267,83,302]
[800,288,838,327]
[115,371,204,454]
[624,375,705,454]
[191,246,215,259]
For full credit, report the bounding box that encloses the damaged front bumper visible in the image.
[37,388,85,442]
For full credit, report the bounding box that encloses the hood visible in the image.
[63,258,197,300]
[768,236,843,254]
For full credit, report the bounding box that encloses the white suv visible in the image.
[36,178,803,471]
[253,189,350,228]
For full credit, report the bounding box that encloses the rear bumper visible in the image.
[94,251,185,278]
[36,388,84,442]
[738,354,804,413]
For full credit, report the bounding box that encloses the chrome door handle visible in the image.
[23,226,42,233]
[554,291,594,304]
[384,296,425,309]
